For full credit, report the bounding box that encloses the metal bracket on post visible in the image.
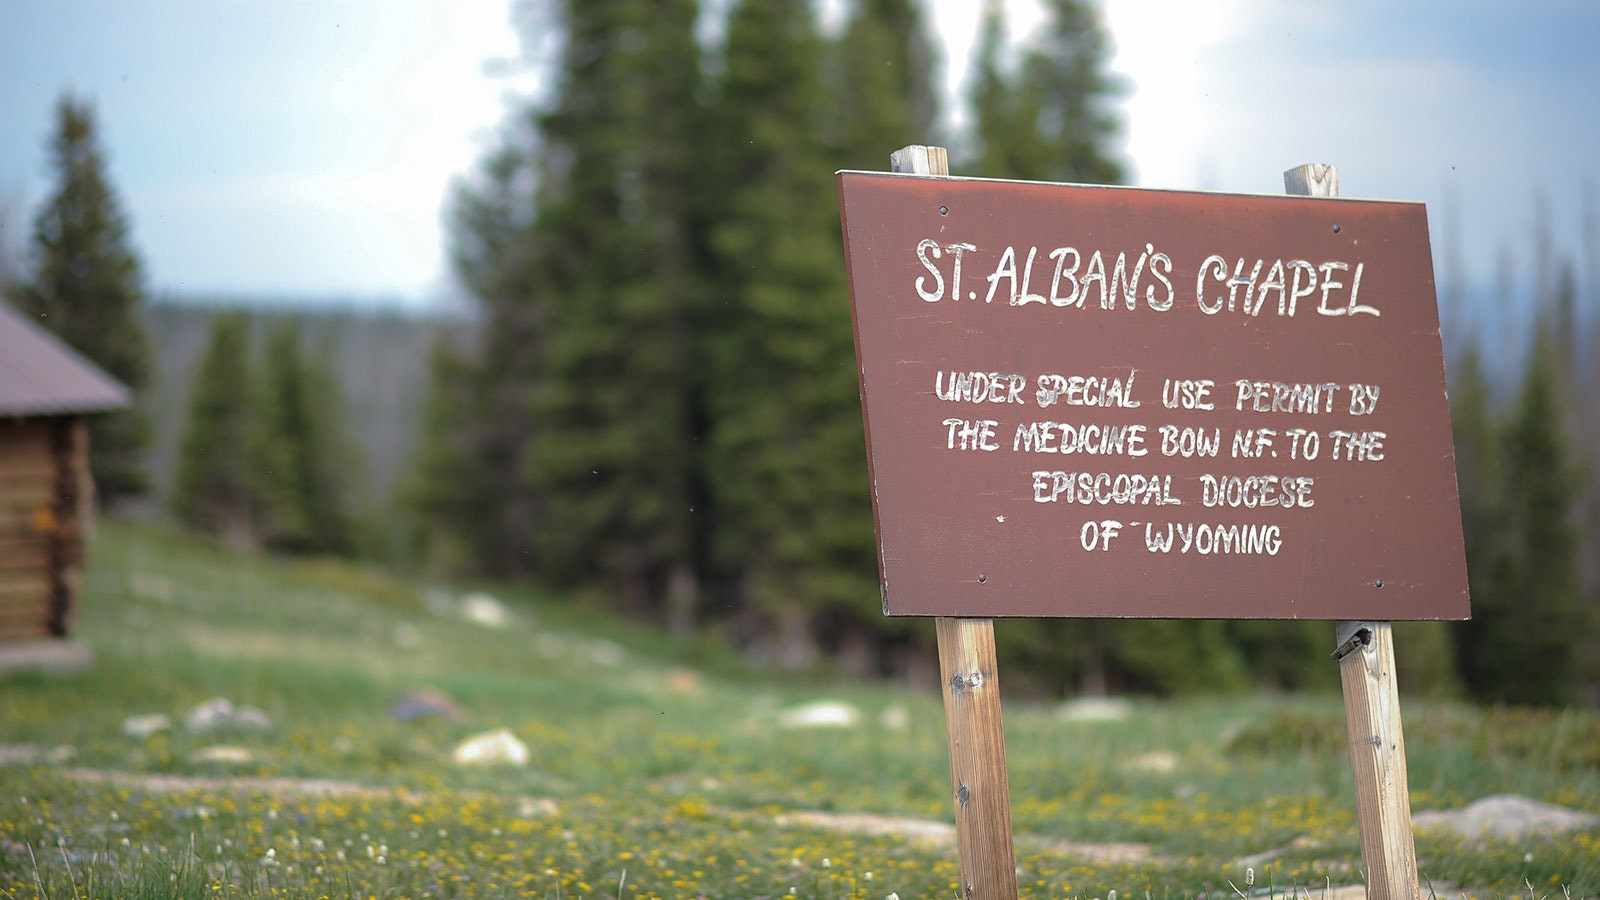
[1332,621,1373,660]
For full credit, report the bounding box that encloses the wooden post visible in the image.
[893,144,1020,900]
[1286,163,1421,900]
[934,617,1019,900]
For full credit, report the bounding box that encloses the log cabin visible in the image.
[0,300,130,641]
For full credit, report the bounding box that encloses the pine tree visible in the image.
[408,335,500,574]
[966,0,1123,185]
[830,0,941,169]
[437,140,547,578]
[524,0,711,623]
[426,0,713,617]
[256,320,353,555]
[1447,343,1504,677]
[0,191,25,290]
[707,0,879,665]
[17,93,151,505]
[171,312,259,548]
[1456,326,1586,705]
[967,0,1024,178]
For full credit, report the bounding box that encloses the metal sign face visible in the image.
[838,172,1470,620]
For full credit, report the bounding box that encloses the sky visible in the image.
[1,0,1598,313]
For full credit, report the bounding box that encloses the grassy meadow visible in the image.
[2,523,1597,899]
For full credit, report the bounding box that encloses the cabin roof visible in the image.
[0,300,131,417]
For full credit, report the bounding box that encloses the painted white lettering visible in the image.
[1147,249,1176,310]
[1232,258,1263,314]
[914,239,944,302]
[1048,247,1082,307]
[1348,262,1377,316]
[1161,378,1215,410]
[1014,246,1048,306]
[1230,428,1277,459]
[1200,474,1314,509]
[1317,261,1348,316]
[985,245,1018,304]
[1347,382,1381,415]
[943,418,1000,451]
[1197,254,1229,314]
[1286,260,1317,316]
[946,242,978,301]
[1156,522,1283,555]
[1254,259,1286,316]
[1144,523,1175,552]
[1157,425,1221,458]
[1109,246,1150,311]
[1082,250,1108,309]
[1285,428,1321,460]
[1328,430,1386,461]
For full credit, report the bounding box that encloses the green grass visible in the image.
[1,522,1597,898]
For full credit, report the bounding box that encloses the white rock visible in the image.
[185,698,272,734]
[1056,697,1132,722]
[518,797,558,817]
[779,700,861,729]
[1126,751,1179,774]
[185,697,236,733]
[233,706,274,732]
[460,593,511,629]
[191,745,254,765]
[588,640,625,667]
[453,728,530,767]
[1413,794,1600,839]
[122,713,172,739]
[879,705,910,731]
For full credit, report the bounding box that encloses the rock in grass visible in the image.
[122,713,172,739]
[233,706,273,732]
[185,698,236,732]
[391,688,465,723]
[191,745,254,765]
[184,698,273,734]
[459,592,511,629]
[1413,794,1599,839]
[778,700,861,729]
[452,728,530,767]
[1056,697,1132,722]
[518,797,558,818]
[587,640,625,667]
[879,705,910,731]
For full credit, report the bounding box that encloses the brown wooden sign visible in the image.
[838,171,1469,620]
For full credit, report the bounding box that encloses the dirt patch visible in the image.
[775,809,1153,863]
[64,767,420,801]
[777,810,956,846]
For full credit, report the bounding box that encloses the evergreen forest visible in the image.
[4,0,1596,707]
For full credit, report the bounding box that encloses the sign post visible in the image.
[838,146,1467,900]
[1286,163,1421,900]
[891,144,1021,900]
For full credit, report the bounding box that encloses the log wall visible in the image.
[0,418,88,640]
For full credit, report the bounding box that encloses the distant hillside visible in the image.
[142,298,472,521]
